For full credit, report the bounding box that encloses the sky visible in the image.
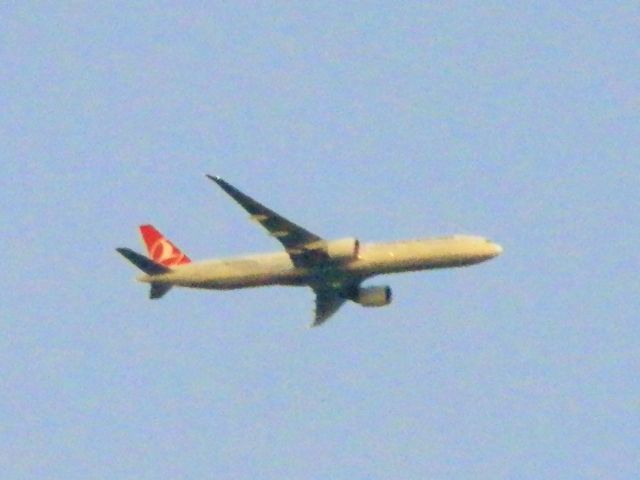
[1,2,639,479]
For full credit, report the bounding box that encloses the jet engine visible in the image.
[325,237,360,262]
[352,285,392,307]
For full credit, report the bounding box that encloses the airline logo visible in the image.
[139,225,191,267]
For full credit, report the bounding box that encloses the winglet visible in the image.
[206,175,245,200]
[206,174,225,187]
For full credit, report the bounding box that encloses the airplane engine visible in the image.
[353,286,392,307]
[325,237,360,262]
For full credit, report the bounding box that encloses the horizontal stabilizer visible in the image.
[116,248,170,275]
[150,282,172,299]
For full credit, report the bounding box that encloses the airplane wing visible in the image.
[312,288,347,327]
[208,175,361,326]
[207,175,329,268]
[311,277,364,326]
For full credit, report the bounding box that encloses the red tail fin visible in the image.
[139,225,191,267]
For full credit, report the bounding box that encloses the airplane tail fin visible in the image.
[116,247,173,299]
[139,224,191,267]
[117,225,191,300]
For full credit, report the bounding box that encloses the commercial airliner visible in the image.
[117,176,502,326]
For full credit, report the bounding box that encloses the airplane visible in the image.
[117,175,503,326]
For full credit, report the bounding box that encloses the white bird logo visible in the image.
[150,238,184,266]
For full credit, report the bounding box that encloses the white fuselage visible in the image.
[140,235,502,290]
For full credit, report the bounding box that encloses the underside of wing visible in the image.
[312,288,347,327]
[207,175,328,268]
[311,276,364,326]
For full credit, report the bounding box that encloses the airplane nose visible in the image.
[492,243,503,256]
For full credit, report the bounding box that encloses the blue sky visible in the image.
[1,2,639,478]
